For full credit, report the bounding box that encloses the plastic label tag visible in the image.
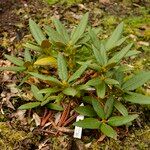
[73,103,84,139]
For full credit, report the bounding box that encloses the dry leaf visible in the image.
[33,113,41,126]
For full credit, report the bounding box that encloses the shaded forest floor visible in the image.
[0,0,150,149]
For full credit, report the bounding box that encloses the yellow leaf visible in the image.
[34,57,57,66]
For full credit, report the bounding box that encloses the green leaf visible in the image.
[23,42,42,52]
[38,87,60,94]
[31,85,43,101]
[4,54,24,66]
[29,19,46,45]
[115,36,128,47]
[86,77,101,86]
[18,75,30,87]
[108,43,133,64]
[108,114,138,126]
[63,87,78,97]
[100,43,108,65]
[34,57,57,66]
[92,98,105,119]
[73,118,101,129]
[88,28,101,50]
[52,18,70,42]
[71,13,89,44]
[83,96,96,104]
[41,96,57,106]
[44,25,66,44]
[18,102,41,110]
[114,101,128,116]
[125,50,141,57]
[104,97,114,119]
[123,92,150,104]
[105,78,119,85]
[55,93,64,103]
[24,49,32,62]
[46,103,63,111]
[29,72,62,85]
[105,22,124,51]
[122,71,150,91]
[100,123,117,140]
[57,53,68,81]
[92,45,104,66]
[75,106,97,117]
[0,66,26,72]
[68,64,88,83]
[96,81,106,99]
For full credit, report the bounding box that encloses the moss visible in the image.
[49,135,72,149]
[89,126,150,149]
[44,0,82,5]
[0,122,35,150]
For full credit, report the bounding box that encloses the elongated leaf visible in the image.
[46,103,63,111]
[0,66,26,72]
[114,101,128,116]
[55,93,64,103]
[18,74,30,87]
[100,43,108,65]
[115,36,128,47]
[92,98,105,119]
[108,114,138,126]
[29,72,62,85]
[44,26,66,44]
[86,77,101,86]
[123,92,150,104]
[38,88,60,94]
[71,13,89,44]
[57,53,68,81]
[41,96,57,106]
[52,18,70,42]
[31,85,43,101]
[89,63,101,71]
[92,45,104,65]
[76,84,90,90]
[105,22,124,51]
[122,71,150,91]
[83,96,96,104]
[34,57,57,66]
[104,97,114,119]
[18,102,41,110]
[5,54,24,66]
[68,64,88,83]
[100,123,117,139]
[108,43,133,64]
[75,106,97,117]
[24,49,32,62]
[63,87,78,97]
[125,50,141,57]
[73,118,101,129]
[96,81,106,99]
[88,28,101,50]
[105,78,119,85]
[29,19,46,45]
[23,43,42,52]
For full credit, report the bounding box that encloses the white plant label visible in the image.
[73,103,84,139]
